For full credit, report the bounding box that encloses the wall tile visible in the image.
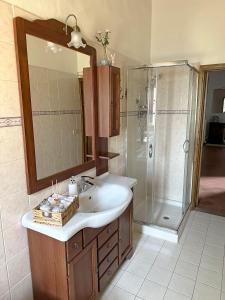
[0,189,29,231]
[3,223,28,261]
[0,263,9,297]
[0,42,17,82]
[0,226,6,266]
[7,248,30,288]
[11,274,33,300]
[0,80,20,118]
[0,292,10,300]
[0,127,24,164]
[0,159,26,197]
[13,5,40,20]
[0,1,14,44]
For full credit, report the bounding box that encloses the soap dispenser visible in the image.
[68,176,78,196]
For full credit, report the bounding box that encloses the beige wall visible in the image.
[0,0,151,299]
[151,0,225,65]
[5,0,151,64]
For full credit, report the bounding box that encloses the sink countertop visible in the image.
[96,172,137,188]
[22,173,137,242]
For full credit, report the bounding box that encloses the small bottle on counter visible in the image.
[68,176,78,196]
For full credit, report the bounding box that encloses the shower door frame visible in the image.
[191,63,225,208]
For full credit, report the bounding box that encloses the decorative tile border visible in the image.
[126,109,189,116]
[32,110,81,116]
[157,109,189,114]
[0,117,22,128]
[120,111,127,117]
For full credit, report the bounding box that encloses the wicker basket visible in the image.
[32,196,79,226]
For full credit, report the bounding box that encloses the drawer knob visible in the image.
[107,243,111,249]
[73,243,79,249]
[107,257,111,263]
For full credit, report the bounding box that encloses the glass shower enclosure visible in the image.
[126,61,198,231]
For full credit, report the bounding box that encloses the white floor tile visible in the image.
[101,211,225,300]
[192,282,221,300]
[182,241,204,255]
[147,265,173,287]
[197,267,222,289]
[116,271,144,295]
[202,244,224,260]
[164,289,191,300]
[132,248,158,266]
[168,273,195,297]
[200,254,223,273]
[137,279,166,300]
[126,257,152,278]
[106,287,135,300]
[160,241,182,258]
[205,234,225,247]
[153,253,178,271]
[179,248,201,266]
[175,259,198,280]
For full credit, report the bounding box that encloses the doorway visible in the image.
[193,64,225,216]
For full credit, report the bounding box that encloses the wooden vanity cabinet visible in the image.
[27,201,133,300]
[97,65,120,137]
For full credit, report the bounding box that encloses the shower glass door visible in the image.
[151,65,192,229]
[127,67,155,224]
[127,63,198,231]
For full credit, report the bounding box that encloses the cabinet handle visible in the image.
[107,257,111,263]
[73,243,79,249]
[107,243,111,249]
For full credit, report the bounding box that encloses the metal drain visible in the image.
[163,216,170,220]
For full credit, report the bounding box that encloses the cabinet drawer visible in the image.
[98,245,118,277]
[99,258,119,291]
[98,232,118,263]
[83,227,104,248]
[98,219,118,248]
[66,231,83,262]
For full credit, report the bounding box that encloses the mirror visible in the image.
[27,35,91,179]
[14,18,97,194]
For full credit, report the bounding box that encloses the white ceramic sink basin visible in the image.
[22,173,136,241]
[76,183,132,228]
[78,183,130,213]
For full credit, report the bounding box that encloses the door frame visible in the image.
[191,63,225,208]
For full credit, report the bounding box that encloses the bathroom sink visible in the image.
[77,183,132,227]
[78,183,131,213]
[22,173,136,241]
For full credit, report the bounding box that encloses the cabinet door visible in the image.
[110,66,120,136]
[118,201,133,264]
[97,65,120,137]
[68,240,98,300]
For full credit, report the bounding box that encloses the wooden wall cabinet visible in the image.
[28,201,133,300]
[97,66,120,137]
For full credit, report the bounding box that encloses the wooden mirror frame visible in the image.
[13,17,98,194]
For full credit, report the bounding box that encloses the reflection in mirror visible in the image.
[26,34,92,180]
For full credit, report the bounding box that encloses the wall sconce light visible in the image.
[63,14,86,49]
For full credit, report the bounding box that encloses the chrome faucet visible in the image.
[78,176,95,193]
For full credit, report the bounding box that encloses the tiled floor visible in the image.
[98,211,225,300]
